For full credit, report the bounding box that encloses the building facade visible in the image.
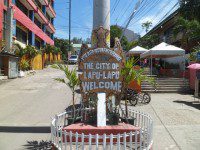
[147,9,198,54]
[0,0,55,52]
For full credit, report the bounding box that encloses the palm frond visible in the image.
[54,78,66,83]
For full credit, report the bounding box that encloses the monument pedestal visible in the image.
[63,123,141,143]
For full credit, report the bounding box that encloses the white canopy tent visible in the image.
[127,46,148,56]
[140,42,186,75]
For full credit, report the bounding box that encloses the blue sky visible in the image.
[54,0,179,40]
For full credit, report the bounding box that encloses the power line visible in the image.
[115,0,135,24]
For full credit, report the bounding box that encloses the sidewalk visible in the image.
[132,93,200,150]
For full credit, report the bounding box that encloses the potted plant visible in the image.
[24,45,39,70]
[120,58,155,124]
[52,64,80,125]
[86,95,98,124]
[108,107,119,125]
[14,43,29,77]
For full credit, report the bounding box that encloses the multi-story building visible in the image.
[147,8,198,54]
[0,0,55,50]
[0,0,56,78]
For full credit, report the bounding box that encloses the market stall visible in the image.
[140,42,185,75]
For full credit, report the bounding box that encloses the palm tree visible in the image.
[173,17,200,52]
[142,21,152,33]
[52,64,79,118]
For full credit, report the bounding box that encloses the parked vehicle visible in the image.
[68,55,78,64]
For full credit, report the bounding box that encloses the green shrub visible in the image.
[20,59,30,71]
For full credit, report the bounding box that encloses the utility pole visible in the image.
[68,0,71,52]
[93,0,110,127]
[93,0,110,47]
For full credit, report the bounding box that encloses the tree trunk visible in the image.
[125,89,128,117]
[72,91,75,118]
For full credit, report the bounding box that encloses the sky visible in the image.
[54,0,180,40]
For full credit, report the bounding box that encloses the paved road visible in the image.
[0,66,75,150]
[0,66,200,150]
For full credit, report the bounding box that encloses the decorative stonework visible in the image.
[79,27,124,103]
[92,26,110,48]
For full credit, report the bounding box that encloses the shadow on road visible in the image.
[173,100,200,110]
[23,140,52,150]
[0,126,50,133]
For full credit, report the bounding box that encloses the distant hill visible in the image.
[118,26,140,42]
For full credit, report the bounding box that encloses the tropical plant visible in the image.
[51,64,79,118]
[14,43,27,58]
[44,44,54,54]
[54,38,72,61]
[121,58,155,116]
[0,40,5,52]
[25,45,38,58]
[20,59,30,71]
[142,21,152,33]
[110,25,129,50]
[127,41,139,50]
[138,34,160,49]
[180,0,200,21]
[189,44,200,61]
[52,47,61,55]
[173,17,200,52]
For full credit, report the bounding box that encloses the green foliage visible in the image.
[180,0,200,21]
[142,21,152,33]
[173,17,200,48]
[42,44,61,55]
[52,64,79,115]
[0,40,5,51]
[190,44,200,61]
[20,59,30,71]
[54,38,72,60]
[121,58,155,88]
[110,25,129,51]
[72,37,83,44]
[138,34,160,49]
[53,47,61,55]
[14,43,27,58]
[127,41,139,50]
[110,25,122,48]
[24,45,38,58]
[43,44,54,54]
[121,36,129,51]
[120,58,155,116]
[51,64,79,92]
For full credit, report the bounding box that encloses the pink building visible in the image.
[0,0,56,49]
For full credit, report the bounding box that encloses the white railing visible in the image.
[51,108,153,150]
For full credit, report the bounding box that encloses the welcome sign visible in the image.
[79,47,123,95]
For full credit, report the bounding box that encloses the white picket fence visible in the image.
[51,108,153,150]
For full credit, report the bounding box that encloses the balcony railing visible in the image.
[26,0,55,33]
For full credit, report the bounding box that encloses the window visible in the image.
[34,17,42,29]
[46,13,51,22]
[16,0,28,16]
[4,0,9,7]
[46,30,51,37]
[35,38,41,50]
[16,27,27,44]
[35,0,42,10]
[3,11,7,40]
